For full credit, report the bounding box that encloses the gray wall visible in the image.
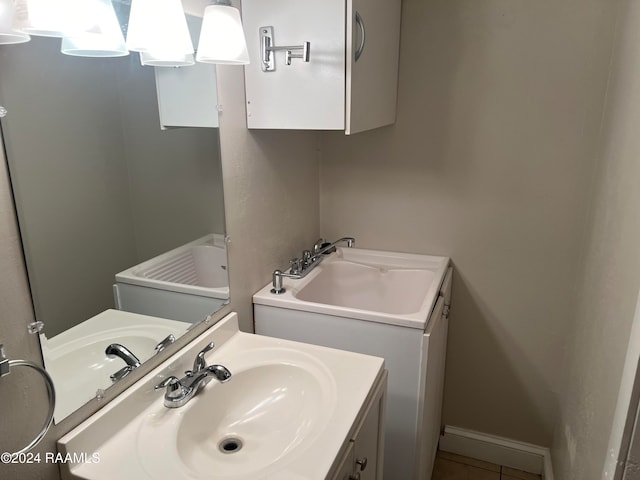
[0,38,138,337]
[216,64,321,333]
[319,0,618,447]
[0,39,227,337]
[116,57,226,261]
[0,128,61,480]
[0,57,320,480]
[552,0,640,477]
[3,1,640,479]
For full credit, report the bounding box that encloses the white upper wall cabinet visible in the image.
[242,0,401,135]
[153,14,219,129]
[155,62,219,129]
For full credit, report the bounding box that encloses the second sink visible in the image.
[255,247,449,328]
[296,259,435,314]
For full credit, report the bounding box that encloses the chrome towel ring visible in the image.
[1,346,56,455]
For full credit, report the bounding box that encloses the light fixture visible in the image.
[60,0,128,57]
[139,51,195,67]
[126,0,193,59]
[0,0,30,44]
[196,0,249,65]
[12,0,79,38]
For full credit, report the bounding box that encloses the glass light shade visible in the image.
[61,0,128,57]
[126,0,193,58]
[196,4,249,65]
[0,0,30,44]
[12,0,83,37]
[139,51,195,67]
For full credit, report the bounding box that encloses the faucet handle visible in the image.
[312,238,326,254]
[302,250,312,267]
[110,365,134,383]
[289,258,302,274]
[154,334,176,354]
[193,342,216,372]
[154,376,182,391]
[155,376,189,404]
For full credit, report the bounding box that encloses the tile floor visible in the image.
[431,451,542,480]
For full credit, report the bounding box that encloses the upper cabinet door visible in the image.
[241,0,400,134]
[243,0,346,130]
[345,0,401,135]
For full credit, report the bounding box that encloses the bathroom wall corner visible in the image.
[215,62,321,333]
[0,129,60,480]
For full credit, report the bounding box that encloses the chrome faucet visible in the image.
[271,236,355,294]
[106,343,141,382]
[154,342,232,408]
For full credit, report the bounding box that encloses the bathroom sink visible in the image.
[254,247,450,329]
[58,313,383,480]
[137,347,336,478]
[296,260,435,314]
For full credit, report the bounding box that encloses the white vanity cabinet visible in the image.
[241,0,401,134]
[254,266,453,480]
[330,369,387,480]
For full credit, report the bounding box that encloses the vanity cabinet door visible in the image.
[329,370,386,480]
[332,441,356,480]
[352,394,382,480]
[351,369,386,480]
[415,295,449,480]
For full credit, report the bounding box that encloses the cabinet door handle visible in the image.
[355,11,366,62]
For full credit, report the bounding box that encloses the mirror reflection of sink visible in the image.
[42,309,187,419]
[114,234,229,325]
[58,313,384,480]
[115,234,229,298]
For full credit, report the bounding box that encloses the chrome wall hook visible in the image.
[260,26,310,72]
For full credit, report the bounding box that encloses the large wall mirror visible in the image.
[0,4,228,422]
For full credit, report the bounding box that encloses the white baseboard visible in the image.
[439,426,554,480]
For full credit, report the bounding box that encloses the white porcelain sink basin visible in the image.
[176,364,327,475]
[137,346,336,479]
[58,313,383,480]
[296,260,435,314]
[254,247,450,329]
[42,310,188,420]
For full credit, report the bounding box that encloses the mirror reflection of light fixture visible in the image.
[139,51,195,67]
[12,0,70,37]
[0,0,30,44]
[126,0,193,60]
[196,0,249,65]
[60,0,128,57]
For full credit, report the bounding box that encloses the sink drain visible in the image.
[218,437,243,454]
